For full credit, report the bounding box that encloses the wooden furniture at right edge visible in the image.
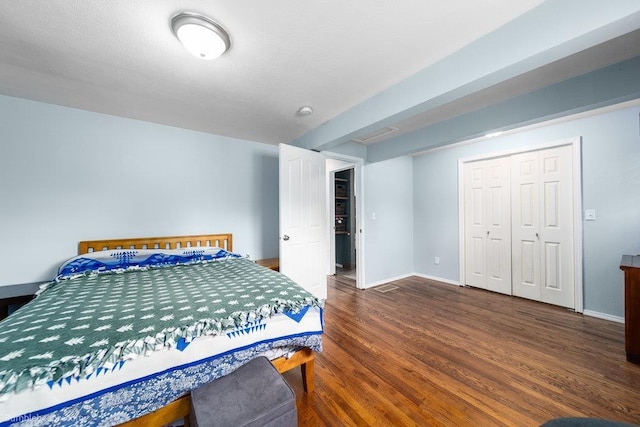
[620,255,640,364]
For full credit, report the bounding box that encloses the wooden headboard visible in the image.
[78,233,233,255]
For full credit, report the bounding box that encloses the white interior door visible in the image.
[279,144,327,299]
[539,146,574,308]
[511,151,541,301]
[485,157,511,294]
[464,157,511,294]
[512,145,574,308]
[464,161,488,289]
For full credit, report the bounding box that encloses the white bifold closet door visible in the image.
[511,145,574,308]
[464,144,575,309]
[464,157,512,295]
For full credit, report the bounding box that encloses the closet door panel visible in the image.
[511,151,541,300]
[485,157,511,294]
[544,242,561,290]
[464,158,511,294]
[470,236,486,280]
[465,162,487,289]
[520,240,537,286]
[539,145,574,308]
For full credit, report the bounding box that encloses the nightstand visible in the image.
[256,258,279,272]
[0,282,40,320]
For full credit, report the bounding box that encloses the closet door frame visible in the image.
[457,137,583,313]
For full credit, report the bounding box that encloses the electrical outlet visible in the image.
[434,257,440,265]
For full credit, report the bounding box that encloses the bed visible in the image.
[0,233,323,426]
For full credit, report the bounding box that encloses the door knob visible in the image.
[283,235,290,241]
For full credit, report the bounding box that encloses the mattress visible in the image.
[0,250,323,426]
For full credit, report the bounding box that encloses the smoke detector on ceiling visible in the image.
[297,106,313,116]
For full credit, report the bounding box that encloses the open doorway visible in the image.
[326,153,363,289]
[334,168,356,281]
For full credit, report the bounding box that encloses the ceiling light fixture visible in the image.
[171,12,230,60]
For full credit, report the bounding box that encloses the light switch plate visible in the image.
[585,209,596,221]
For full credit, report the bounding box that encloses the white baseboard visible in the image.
[361,275,624,323]
[362,273,414,289]
[363,273,461,289]
[412,273,461,287]
[583,309,624,324]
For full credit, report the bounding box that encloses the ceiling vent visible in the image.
[352,126,399,144]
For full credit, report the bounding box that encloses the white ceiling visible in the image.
[0,0,548,146]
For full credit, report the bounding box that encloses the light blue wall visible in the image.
[413,104,640,318]
[0,95,279,286]
[4,95,637,318]
[364,156,414,286]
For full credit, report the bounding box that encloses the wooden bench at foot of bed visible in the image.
[118,348,315,427]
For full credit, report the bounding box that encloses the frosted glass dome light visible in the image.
[171,13,230,60]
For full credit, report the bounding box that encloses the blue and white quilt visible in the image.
[0,249,324,426]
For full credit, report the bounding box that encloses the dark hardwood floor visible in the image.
[282,275,640,426]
